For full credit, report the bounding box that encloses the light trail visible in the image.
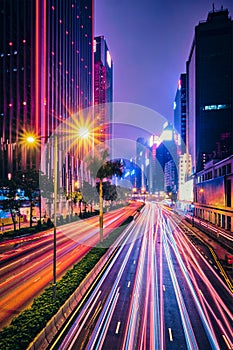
[48,203,232,350]
[161,215,199,350]
[0,203,141,328]
[167,216,233,346]
[158,207,165,350]
[163,209,232,349]
[122,206,151,350]
[57,205,145,350]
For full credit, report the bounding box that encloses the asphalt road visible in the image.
[0,203,140,329]
[53,202,233,350]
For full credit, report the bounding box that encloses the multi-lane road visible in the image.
[52,202,233,350]
[0,201,232,349]
[0,202,141,329]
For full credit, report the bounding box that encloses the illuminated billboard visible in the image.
[196,177,225,206]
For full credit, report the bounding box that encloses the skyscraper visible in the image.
[94,36,113,146]
[174,73,187,153]
[0,0,94,186]
[156,123,179,195]
[136,137,148,191]
[186,6,233,173]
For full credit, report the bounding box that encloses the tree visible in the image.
[86,149,124,241]
[0,179,19,233]
[12,169,53,227]
[81,181,98,213]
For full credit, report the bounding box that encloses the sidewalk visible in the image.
[184,219,233,284]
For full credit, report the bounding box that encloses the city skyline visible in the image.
[95,0,233,123]
[0,2,232,348]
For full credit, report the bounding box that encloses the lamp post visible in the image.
[25,127,90,299]
[53,135,58,299]
[26,133,58,298]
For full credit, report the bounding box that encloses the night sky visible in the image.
[95,0,233,123]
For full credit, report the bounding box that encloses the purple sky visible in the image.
[95,0,233,123]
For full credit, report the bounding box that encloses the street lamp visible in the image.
[24,133,58,298]
[24,127,90,299]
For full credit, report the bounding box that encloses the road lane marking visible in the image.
[163,284,166,291]
[168,328,173,341]
[115,321,121,334]
[127,281,131,287]
[33,277,41,283]
[133,260,136,264]
[222,334,232,350]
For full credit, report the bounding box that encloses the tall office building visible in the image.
[164,160,178,200]
[0,0,94,187]
[186,7,233,173]
[94,36,113,146]
[135,137,149,191]
[174,74,187,153]
[156,123,179,194]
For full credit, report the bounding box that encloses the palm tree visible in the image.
[87,149,123,241]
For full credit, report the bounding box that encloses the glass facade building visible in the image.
[94,36,113,146]
[0,0,94,184]
[187,8,233,173]
[174,73,187,153]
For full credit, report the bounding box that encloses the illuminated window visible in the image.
[106,51,111,68]
[203,104,230,111]
[178,79,182,90]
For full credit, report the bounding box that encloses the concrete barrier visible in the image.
[27,242,115,350]
[45,318,58,344]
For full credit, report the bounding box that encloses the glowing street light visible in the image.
[24,133,58,298]
[77,127,90,139]
[26,135,36,144]
[23,126,91,299]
